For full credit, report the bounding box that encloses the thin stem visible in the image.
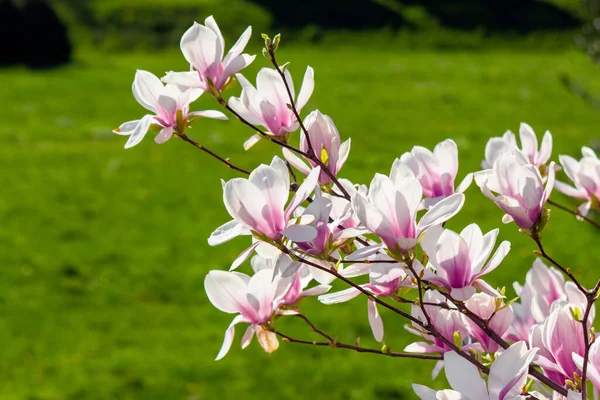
[532,235,587,294]
[271,329,443,360]
[176,133,250,175]
[267,50,351,200]
[548,199,600,230]
[278,245,420,325]
[580,280,600,399]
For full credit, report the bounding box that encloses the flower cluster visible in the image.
[115,15,600,400]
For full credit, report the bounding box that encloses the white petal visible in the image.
[132,70,163,112]
[204,270,250,313]
[417,193,465,235]
[124,114,154,149]
[280,224,317,242]
[161,71,203,88]
[215,315,245,360]
[114,119,141,135]
[367,299,384,342]
[208,219,250,246]
[285,166,320,219]
[296,66,315,111]
[444,351,489,399]
[318,287,361,304]
[154,126,174,144]
[230,242,260,271]
[189,110,228,120]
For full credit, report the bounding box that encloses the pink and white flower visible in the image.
[475,151,555,229]
[555,147,600,217]
[405,290,471,356]
[351,161,465,254]
[114,70,227,148]
[398,139,472,208]
[204,269,290,359]
[229,67,315,149]
[529,304,586,386]
[507,259,567,342]
[162,16,255,92]
[413,341,538,400]
[420,224,510,301]
[482,123,553,171]
[283,110,350,184]
[465,293,513,353]
[208,156,321,249]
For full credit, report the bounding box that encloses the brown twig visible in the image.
[176,133,250,175]
[548,199,600,230]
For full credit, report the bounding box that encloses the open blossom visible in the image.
[282,110,350,184]
[555,146,600,217]
[162,16,254,92]
[413,341,538,400]
[114,70,227,148]
[420,224,510,300]
[507,258,567,342]
[398,139,472,208]
[204,269,290,359]
[475,151,555,229]
[208,156,320,252]
[482,123,553,170]
[529,304,586,386]
[229,66,315,149]
[465,293,513,353]
[351,160,465,254]
[319,261,415,341]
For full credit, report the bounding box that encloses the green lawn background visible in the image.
[1,41,600,399]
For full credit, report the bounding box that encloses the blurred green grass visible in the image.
[1,42,600,399]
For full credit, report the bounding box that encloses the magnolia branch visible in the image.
[580,280,600,399]
[270,329,443,360]
[176,133,250,175]
[548,199,600,230]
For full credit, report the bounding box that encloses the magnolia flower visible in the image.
[204,269,290,359]
[398,139,472,208]
[229,67,315,149]
[283,110,350,184]
[114,70,227,148]
[293,187,367,256]
[208,156,320,253]
[351,161,465,254]
[530,304,586,386]
[319,261,415,341]
[465,293,513,353]
[508,259,567,342]
[482,123,553,170]
[413,341,538,400]
[162,16,254,92]
[405,291,471,356]
[555,147,600,217]
[475,151,555,229]
[420,224,510,300]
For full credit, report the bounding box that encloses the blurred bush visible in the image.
[51,0,272,51]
